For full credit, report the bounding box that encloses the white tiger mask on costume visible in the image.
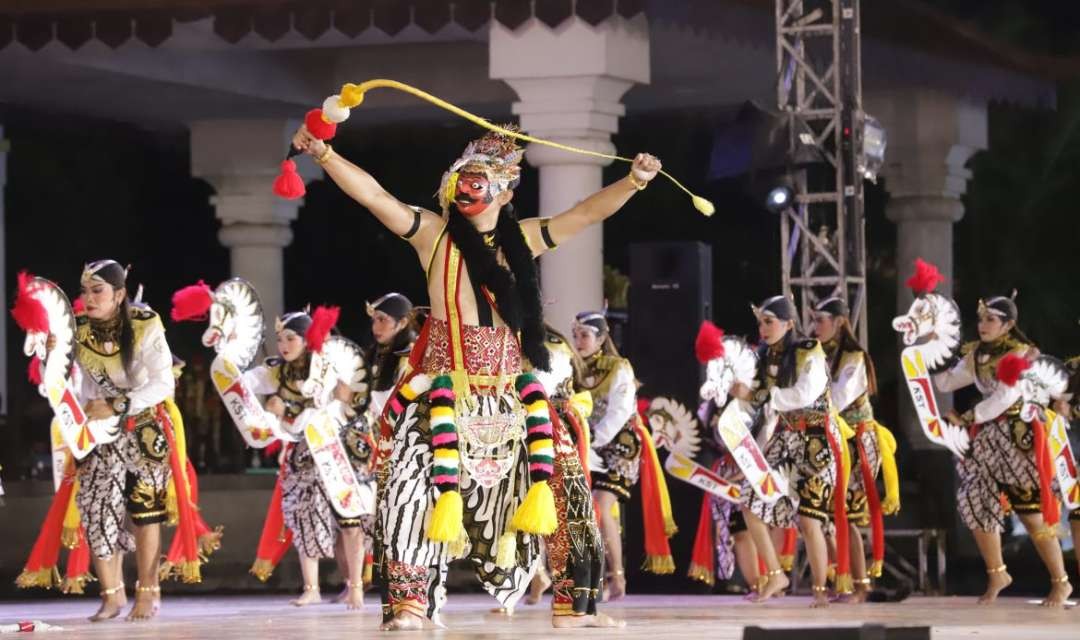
[303,335,368,410]
[21,277,77,395]
[891,292,962,371]
[201,278,264,369]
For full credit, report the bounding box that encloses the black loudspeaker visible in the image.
[744,625,930,640]
[627,242,712,405]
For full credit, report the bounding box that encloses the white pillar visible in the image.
[0,126,8,415]
[189,119,320,327]
[490,16,650,337]
[868,89,987,448]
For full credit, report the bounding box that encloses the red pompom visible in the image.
[11,271,49,334]
[28,355,43,386]
[996,352,1031,387]
[272,160,306,200]
[304,108,337,141]
[305,305,340,353]
[905,258,946,296]
[695,320,726,363]
[72,297,85,315]
[171,281,214,322]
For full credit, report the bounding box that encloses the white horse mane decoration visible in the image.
[892,259,969,456]
[303,335,368,411]
[699,335,758,407]
[892,291,962,372]
[16,275,119,459]
[202,278,264,369]
[534,343,574,399]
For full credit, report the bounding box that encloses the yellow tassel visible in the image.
[779,554,794,572]
[826,562,837,584]
[61,479,81,549]
[869,560,883,579]
[641,422,678,537]
[447,525,470,559]
[875,422,901,515]
[249,559,276,582]
[15,567,61,590]
[179,560,202,584]
[166,481,179,526]
[199,526,225,557]
[495,531,518,570]
[569,391,593,419]
[641,554,676,575]
[834,572,854,595]
[687,563,715,587]
[60,572,95,595]
[60,527,80,551]
[334,79,714,217]
[834,414,853,487]
[510,480,557,536]
[427,490,464,542]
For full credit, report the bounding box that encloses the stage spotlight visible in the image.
[859,114,887,182]
[765,185,794,213]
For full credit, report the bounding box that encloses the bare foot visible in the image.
[977,569,1012,605]
[810,588,830,609]
[292,587,322,607]
[1042,578,1073,608]
[126,586,159,621]
[345,585,364,611]
[379,611,426,631]
[838,584,869,604]
[552,612,627,628]
[525,569,552,605]
[605,572,626,602]
[752,571,790,603]
[88,588,126,623]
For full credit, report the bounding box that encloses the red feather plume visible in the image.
[11,271,49,333]
[905,258,946,295]
[305,305,340,353]
[695,321,726,363]
[28,356,43,386]
[170,281,214,322]
[996,352,1031,387]
[72,297,85,315]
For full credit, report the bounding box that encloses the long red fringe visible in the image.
[251,471,293,581]
[633,419,675,574]
[159,406,202,582]
[1032,418,1060,526]
[17,470,75,586]
[855,425,885,570]
[688,492,715,585]
[824,415,851,587]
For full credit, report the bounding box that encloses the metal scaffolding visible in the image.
[775,0,868,344]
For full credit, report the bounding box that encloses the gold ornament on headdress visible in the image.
[437,127,525,212]
[317,79,715,216]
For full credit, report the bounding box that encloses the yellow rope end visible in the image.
[339,83,366,108]
[692,195,715,216]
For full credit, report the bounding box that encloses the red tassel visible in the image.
[905,258,945,295]
[996,352,1031,387]
[1032,418,1060,526]
[11,271,49,334]
[272,160,306,200]
[304,108,337,141]
[170,280,214,322]
[305,305,340,353]
[695,321,726,363]
[27,356,43,386]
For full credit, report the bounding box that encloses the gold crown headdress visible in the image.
[436,127,525,212]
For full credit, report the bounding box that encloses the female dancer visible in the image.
[812,297,900,602]
[934,294,1072,606]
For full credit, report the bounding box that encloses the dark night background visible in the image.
[2,0,1080,596]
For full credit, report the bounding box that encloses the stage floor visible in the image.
[0,593,1076,639]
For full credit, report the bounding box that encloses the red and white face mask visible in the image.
[452,171,494,217]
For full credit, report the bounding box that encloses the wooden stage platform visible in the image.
[1,593,1076,639]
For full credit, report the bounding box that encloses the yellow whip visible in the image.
[331,79,714,216]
